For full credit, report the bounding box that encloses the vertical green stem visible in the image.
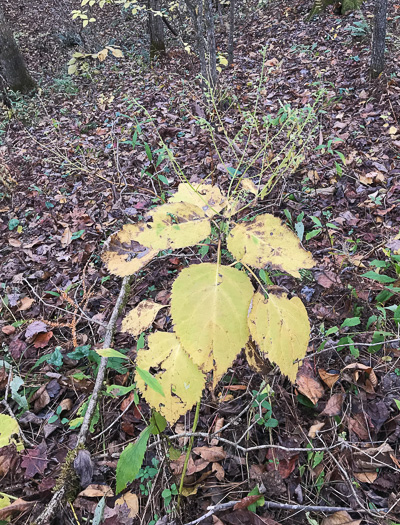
[177,400,201,508]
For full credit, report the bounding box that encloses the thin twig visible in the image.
[24,279,107,328]
[93,395,136,440]
[35,275,132,525]
[297,337,400,363]
[147,431,343,454]
[183,499,388,525]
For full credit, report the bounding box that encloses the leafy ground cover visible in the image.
[1,0,400,524]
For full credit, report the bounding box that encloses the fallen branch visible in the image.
[35,276,132,525]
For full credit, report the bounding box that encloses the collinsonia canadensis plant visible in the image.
[102,182,316,493]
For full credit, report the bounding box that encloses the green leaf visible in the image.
[158,174,169,185]
[306,228,322,241]
[95,348,129,360]
[92,497,106,525]
[361,271,396,284]
[325,326,339,336]
[394,399,400,411]
[71,229,85,240]
[150,412,167,434]
[67,344,91,360]
[144,143,152,161]
[116,426,151,494]
[48,415,58,424]
[136,366,165,397]
[8,219,19,231]
[246,486,264,512]
[341,317,360,328]
[137,332,145,351]
[394,305,400,324]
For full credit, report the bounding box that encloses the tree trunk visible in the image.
[0,8,36,93]
[148,0,166,59]
[185,0,217,92]
[204,0,217,89]
[370,0,388,78]
[228,0,235,66]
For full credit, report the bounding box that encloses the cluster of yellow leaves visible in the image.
[103,183,315,424]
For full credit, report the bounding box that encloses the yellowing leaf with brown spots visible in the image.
[0,415,24,451]
[135,332,206,424]
[122,300,166,337]
[102,223,157,277]
[248,292,310,382]
[171,263,253,384]
[141,202,211,250]
[227,213,315,278]
[168,183,227,218]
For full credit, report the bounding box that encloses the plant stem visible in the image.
[177,400,201,507]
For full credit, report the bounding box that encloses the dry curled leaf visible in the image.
[193,446,226,462]
[296,365,324,405]
[318,368,340,388]
[321,393,344,416]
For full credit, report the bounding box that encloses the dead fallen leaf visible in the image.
[61,226,72,247]
[33,331,53,349]
[0,498,34,521]
[348,414,369,440]
[17,297,35,311]
[1,325,15,335]
[308,421,325,438]
[193,446,226,462]
[234,494,264,510]
[21,441,48,478]
[25,321,47,340]
[342,363,377,388]
[321,510,361,525]
[315,270,341,289]
[115,492,138,518]
[321,394,344,416]
[354,471,378,483]
[79,484,114,498]
[318,368,340,388]
[296,365,324,405]
[212,462,225,481]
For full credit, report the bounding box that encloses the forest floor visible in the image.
[1,0,400,524]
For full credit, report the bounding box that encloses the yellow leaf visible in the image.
[240,178,258,195]
[122,300,166,337]
[135,332,206,423]
[0,414,24,451]
[0,494,11,510]
[101,223,157,277]
[227,213,315,278]
[168,183,228,218]
[171,263,253,384]
[83,19,89,27]
[139,202,211,251]
[68,64,78,75]
[389,126,398,135]
[248,292,310,382]
[97,48,108,62]
[111,48,124,58]
[219,56,228,66]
